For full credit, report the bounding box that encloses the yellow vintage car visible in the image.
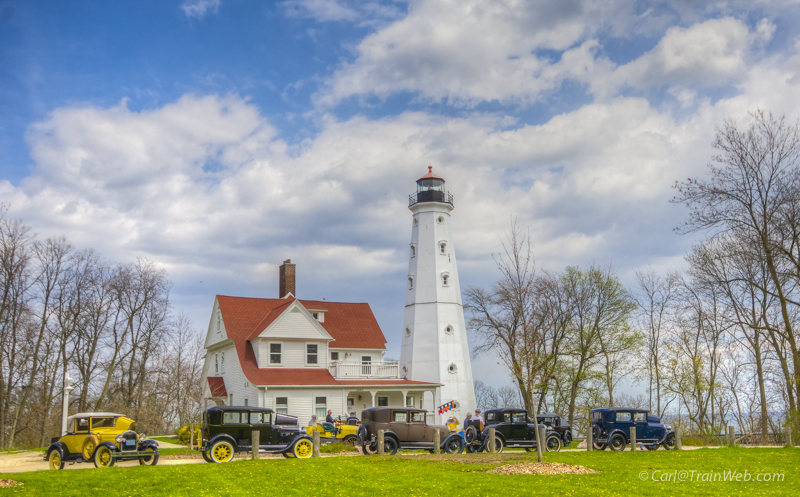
[304,422,359,445]
[45,412,159,469]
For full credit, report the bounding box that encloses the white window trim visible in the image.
[216,310,221,333]
[214,353,219,374]
[441,271,450,286]
[220,351,225,373]
[445,324,454,335]
[305,342,321,367]
[438,240,447,255]
[408,275,415,290]
[410,243,416,258]
[275,396,289,415]
[268,341,284,367]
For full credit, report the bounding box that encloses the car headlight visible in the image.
[666,425,672,430]
[115,435,123,443]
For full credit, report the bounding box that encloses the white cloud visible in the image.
[282,0,404,27]
[181,0,221,19]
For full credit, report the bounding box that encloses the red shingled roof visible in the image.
[207,377,228,397]
[417,166,444,181]
[216,295,421,388]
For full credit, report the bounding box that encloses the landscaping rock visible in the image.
[0,479,22,488]
[486,462,597,475]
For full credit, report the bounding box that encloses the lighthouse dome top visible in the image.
[410,167,454,207]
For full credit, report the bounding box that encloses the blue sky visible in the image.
[2,0,800,387]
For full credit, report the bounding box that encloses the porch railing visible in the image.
[329,361,400,379]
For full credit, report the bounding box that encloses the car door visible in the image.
[633,412,648,441]
[62,417,91,455]
[407,411,426,441]
[615,411,633,440]
[222,410,247,444]
[249,411,274,447]
[389,410,409,441]
[511,411,529,441]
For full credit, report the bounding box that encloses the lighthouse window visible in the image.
[445,325,453,334]
[437,216,444,224]
[439,242,446,254]
[413,218,418,226]
[442,274,449,286]
[410,245,416,258]
[405,327,411,337]
[448,363,457,374]
[408,277,414,290]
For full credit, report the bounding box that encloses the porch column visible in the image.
[401,390,408,408]
[370,390,377,407]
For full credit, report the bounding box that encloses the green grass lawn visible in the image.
[1,447,796,496]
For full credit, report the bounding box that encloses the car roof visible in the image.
[537,413,560,417]
[205,406,275,413]
[66,412,125,422]
[592,407,648,413]
[486,408,527,414]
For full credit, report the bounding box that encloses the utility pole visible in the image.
[61,372,73,436]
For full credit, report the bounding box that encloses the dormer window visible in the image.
[311,311,325,322]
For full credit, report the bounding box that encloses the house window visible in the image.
[405,327,411,337]
[220,351,225,373]
[270,343,281,364]
[216,311,221,332]
[276,397,288,415]
[312,312,319,320]
[448,363,457,374]
[413,218,418,226]
[315,397,327,418]
[244,397,248,407]
[228,393,234,405]
[214,354,219,373]
[330,351,339,361]
[307,344,318,365]
[437,216,444,224]
[406,396,415,408]
[347,398,354,408]
[378,396,389,407]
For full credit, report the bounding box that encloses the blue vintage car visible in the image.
[590,408,676,451]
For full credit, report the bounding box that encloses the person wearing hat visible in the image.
[346,411,359,425]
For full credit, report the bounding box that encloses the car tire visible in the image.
[563,431,572,446]
[662,433,677,450]
[644,444,659,451]
[545,435,562,452]
[464,426,478,444]
[138,446,159,466]
[362,441,378,455]
[341,434,358,447]
[202,451,214,463]
[486,435,504,453]
[210,440,235,463]
[609,433,626,451]
[48,450,64,470]
[382,437,398,456]
[444,437,464,454]
[282,451,296,458]
[93,446,115,468]
[82,435,99,461]
[293,439,314,459]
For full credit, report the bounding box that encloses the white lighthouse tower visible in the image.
[400,167,476,422]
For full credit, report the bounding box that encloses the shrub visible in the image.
[176,424,201,445]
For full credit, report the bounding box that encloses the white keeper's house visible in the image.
[201,260,440,422]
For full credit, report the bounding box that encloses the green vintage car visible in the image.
[196,406,314,462]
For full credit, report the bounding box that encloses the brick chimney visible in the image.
[279,259,296,298]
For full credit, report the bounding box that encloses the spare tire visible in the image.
[464,426,478,444]
[81,435,99,461]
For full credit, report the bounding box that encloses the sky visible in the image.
[2,0,800,389]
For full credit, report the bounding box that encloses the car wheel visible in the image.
[593,442,607,450]
[82,435,99,461]
[362,441,378,455]
[293,439,314,459]
[210,440,235,463]
[486,435,504,453]
[563,431,572,446]
[93,446,115,468]
[202,451,213,463]
[663,433,677,450]
[341,435,358,447]
[545,435,562,452]
[138,446,159,466]
[445,437,464,454]
[382,437,398,456]
[48,450,64,470]
[645,444,659,451]
[282,451,296,458]
[609,433,626,451]
[464,426,478,444]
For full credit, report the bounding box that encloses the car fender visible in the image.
[45,442,68,461]
[139,439,159,451]
[96,441,118,453]
[440,433,462,448]
[380,430,400,444]
[281,433,313,453]
[607,428,629,443]
[656,429,675,445]
[208,434,239,453]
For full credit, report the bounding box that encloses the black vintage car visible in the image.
[196,406,314,462]
[536,412,572,447]
[466,408,562,453]
[590,408,676,451]
[357,407,464,455]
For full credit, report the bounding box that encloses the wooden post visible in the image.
[630,427,636,451]
[251,431,260,460]
[377,429,384,455]
[189,424,194,450]
[433,429,440,455]
[488,428,496,453]
[785,426,792,447]
[536,426,544,462]
[675,426,682,450]
[587,425,593,451]
[728,426,735,446]
[312,431,320,458]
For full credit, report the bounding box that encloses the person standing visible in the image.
[463,412,473,430]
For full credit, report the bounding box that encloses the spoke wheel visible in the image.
[362,441,378,455]
[445,437,464,454]
[663,433,677,450]
[93,446,115,468]
[382,437,398,455]
[210,440,235,463]
[487,436,504,453]
[82,436,98,461]
[563,431,572,446]
[293,439,314,459]
[464,426,477,444]
[546,435,562,452]
[138,446,159,466]
[48,450,64,470]
[341,435,358,447]
[609,433,627,452]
